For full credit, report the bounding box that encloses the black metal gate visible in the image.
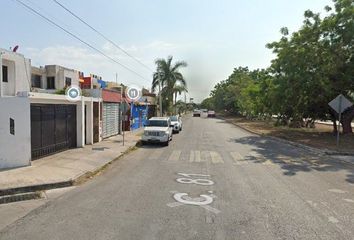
[31,104,77,159]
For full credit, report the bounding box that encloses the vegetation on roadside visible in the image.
[152,56,188,115]
[222,115,354,152]
[201,0,354,133]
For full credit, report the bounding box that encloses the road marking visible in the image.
[328,216,339,224]
[247,152,274,165]
[262,159,274,165]
[168,150,181,162]
[209,151,224,164]
[190,150,201,162]
[230,152,247,165]
[167,192,220,214]
[173,193,213,205]
[328,189,347,194]
[176,177,214,185]
[189,151,194,162]
[202,205,221,214]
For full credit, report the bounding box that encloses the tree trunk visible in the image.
[341,106,354,134]
[330,113,338,134]
[174,93,177,114]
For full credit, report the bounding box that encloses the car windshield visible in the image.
[170,116,178,121]
[147,120,168,127]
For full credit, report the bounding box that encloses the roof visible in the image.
[102,89,122,103]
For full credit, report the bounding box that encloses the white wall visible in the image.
[44,65,79,90]
[1,49,31,96]
[62,68,79,87]
[0,97,31,169]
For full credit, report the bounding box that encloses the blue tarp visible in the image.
[131,104,148,130]
[97,79,107,88]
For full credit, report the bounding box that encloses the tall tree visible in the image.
[152,56,187,114]
[172,84,188,114]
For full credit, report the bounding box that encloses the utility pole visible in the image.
[0,52,3,97]
[121,84,125,146]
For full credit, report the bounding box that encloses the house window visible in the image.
[65,77,72,87]
[31,74,41,88]
[47,77,55,89]
[2,65,8,82]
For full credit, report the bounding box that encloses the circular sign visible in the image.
[65,85,82,102]
[126,86,141,102]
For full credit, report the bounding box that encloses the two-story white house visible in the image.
[31,65,79,91]
[0,48,101,169]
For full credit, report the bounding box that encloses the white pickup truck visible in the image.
[141,117,173,146]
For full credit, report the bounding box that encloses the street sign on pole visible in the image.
[328,94,353,148]
[126,86,141,102]
[328,94,353,114]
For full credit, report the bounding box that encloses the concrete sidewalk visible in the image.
[0,130,142,195]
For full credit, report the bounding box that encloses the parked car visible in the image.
[170,115,182,133]
[207,110,216,117]
[141,117,173,146]
[193,109,201,117]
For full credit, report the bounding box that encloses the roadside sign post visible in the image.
[328,94,353,148]
[121,103,126,146]
[337,95,342,148]
[126,85,142,141]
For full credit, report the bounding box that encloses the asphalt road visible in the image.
[1,116,354,240]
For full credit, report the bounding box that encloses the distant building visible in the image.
[31,65,79,92]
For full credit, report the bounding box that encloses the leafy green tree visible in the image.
[203,0,354,133]
[172,84,188,114]
[152,56,187,115]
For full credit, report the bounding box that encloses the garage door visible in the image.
[102,103,120,138]
[31,104,77,159]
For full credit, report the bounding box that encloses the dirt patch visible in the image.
[222,115,354,154]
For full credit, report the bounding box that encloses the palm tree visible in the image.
[152,56,187,115]
[172,84,188,114]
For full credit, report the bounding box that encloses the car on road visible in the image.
[193,109,201,117]
[207,110,216,117]
[141,117,173,146]
[170,115,182,133]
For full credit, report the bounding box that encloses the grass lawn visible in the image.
[222,115,354,153]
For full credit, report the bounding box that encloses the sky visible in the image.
[1,0,333,103]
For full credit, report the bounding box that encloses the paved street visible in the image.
[1,116,354,240]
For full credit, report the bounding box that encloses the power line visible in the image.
[14,0,150,83]
[52,0,154,73]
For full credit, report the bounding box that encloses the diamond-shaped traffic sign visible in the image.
[328,94,353,114]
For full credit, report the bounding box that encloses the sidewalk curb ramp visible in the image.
[219,116,354,160]
[0,143,139,205]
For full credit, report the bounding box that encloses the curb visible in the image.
[73,143,139,185]
[0,181,73,197]
[0,140,140,205]
[0,192,43,205]
[219,116,354,158]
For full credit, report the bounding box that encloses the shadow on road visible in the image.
[231,136,354,184]
[136,142,168,149]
